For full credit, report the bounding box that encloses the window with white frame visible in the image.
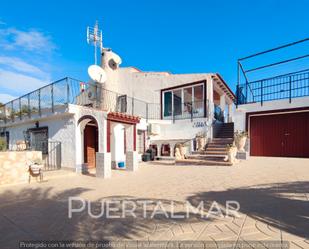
[162,83,205,119]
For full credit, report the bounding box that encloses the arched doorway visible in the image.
[161,144,171,156]
[84,121,98,168]
[77,115,99,172]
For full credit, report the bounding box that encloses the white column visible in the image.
[228,103,233,123]
[75,120,85,174]
[125,125,134,152]
[220,95,226,112]
[96,152,111,178]
[207,77,214,117]
[220,95,226,122]
[207,76,214,139]
[126,151,138,171]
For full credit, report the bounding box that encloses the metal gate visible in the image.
[42,141,62,170]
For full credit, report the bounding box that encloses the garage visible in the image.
[249,110,309,157]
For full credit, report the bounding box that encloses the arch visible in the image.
[76,114,100,173]
[77,115,98,126]
[161,144,171,156]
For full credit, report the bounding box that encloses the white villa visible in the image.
[1,44,309,176]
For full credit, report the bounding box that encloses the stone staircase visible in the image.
[176,123,234,166]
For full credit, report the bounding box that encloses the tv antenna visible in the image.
[87,21,103,65]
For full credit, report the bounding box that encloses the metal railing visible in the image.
[236,69,309,105]
[0,77,208,123]
[162,100,205,121]
[0,77,83,123]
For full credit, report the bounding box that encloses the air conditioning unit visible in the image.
[148,124,160,136]
[87,86,97,100]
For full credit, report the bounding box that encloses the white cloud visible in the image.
[0,25,56,102]
[0,93,17,103]
[0,56,47,77]
[0,28,55,52]
[0,69,48,93]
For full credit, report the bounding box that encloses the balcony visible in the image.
[0,77,211,125]
[0,77,163,125]
[236,69,309,105]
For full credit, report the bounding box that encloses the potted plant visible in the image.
[225,144,237,164]
[174,143,187,160]
[0,137,6,151]
[235,130,248,152]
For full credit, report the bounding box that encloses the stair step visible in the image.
[191,150,227,155]
[213,138,233,141]
[205,147,226,151]
[207,145,230,149]
[209,142,233,145]
[176,159,232,166]
[187,155,226,161]
[204,151,228,155]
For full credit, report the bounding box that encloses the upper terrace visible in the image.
[0,72,236,126]
[236,38,309,105]
[0,77,161,126]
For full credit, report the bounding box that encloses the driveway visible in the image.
[0,157,308,248]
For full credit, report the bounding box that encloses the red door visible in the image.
[250,112,309,157]
[84,125,98,168]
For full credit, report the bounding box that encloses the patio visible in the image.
[0,157,308,248]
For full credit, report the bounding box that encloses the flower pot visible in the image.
[227,147,237,164]
[196,137,206,151]
[237,137,247,152]
[180,146,187,158]
[175,147,182,160]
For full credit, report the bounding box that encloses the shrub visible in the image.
[0,138,7,151]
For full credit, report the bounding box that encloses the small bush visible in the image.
[0,138,7,151]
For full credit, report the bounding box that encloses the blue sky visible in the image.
[0,0,308,103]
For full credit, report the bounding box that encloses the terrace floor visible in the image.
[0,157,308,248]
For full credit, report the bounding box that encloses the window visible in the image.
[163,91,172,117]
[117,95,127,113]
[27,127,48,154]
[183,87,193,116]
[193,85,204,117]
[173,89,182,116]
[162,82,205,119]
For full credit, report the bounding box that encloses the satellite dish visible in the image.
[88,65,107,83]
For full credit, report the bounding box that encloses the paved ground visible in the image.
[0,157,308,248]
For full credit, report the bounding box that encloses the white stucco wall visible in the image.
[234,96,309,131]
[105,68,214,104]
[3,104,109,170]
[69,104,107,171]
[149,117,211,141]
[5,114,76,168]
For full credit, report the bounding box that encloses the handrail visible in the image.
[237,69,309,105]
[0,77,208,124]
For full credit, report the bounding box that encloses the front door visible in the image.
[84,125,98,168]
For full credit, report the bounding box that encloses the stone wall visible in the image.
[0,151,42,186]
